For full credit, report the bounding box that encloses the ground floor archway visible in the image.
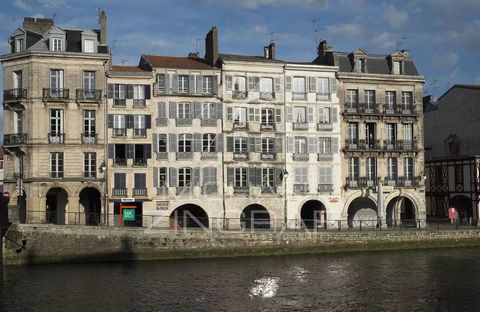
[451,195,473,223]
[46,187,68,225]
[170,204,209,228]
[79,187,102,225]
[386,196,417,227]
[241,204,271,229]
[347,197,377,228]
[300,200,327,229]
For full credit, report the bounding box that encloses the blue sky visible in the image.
[1,0,479,102]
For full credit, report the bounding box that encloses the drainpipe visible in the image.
[103,59,109,226]
[283,63,288,228]
[219,68,226,229]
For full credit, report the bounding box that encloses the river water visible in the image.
[2,247,480,311]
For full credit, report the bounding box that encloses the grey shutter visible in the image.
[145,85,151,99]
[255,168,262,186]
[127,144,134,159]
[194,101,202,119]
[309,77,316,93]
[248,168,257,186]
[169,133,177,152]
[274,168,282,186]
[308,106,314,122]
[275,109,282,123]
[275,138,283,153]
[274,77,281,92]
[188,75,195,94]
[226,75,232,91]
[164,74,170,94]
[126,115,134,129]
[196,75,202,94]
[153,133,158,153]
[287,107,293,122]
[172,74,178,93]
[202,167,208,185]
[216,133,224,152]
[227,107,233,120]
[226,136,234,152]
[153,167,158,187]
[286,76,292,92]
[332,107,338,123]
[107,84,114,98]
[308,137,317,153]
[227,167,234,186]
[287,136,294,153]
[248,76,254,91]
[329,77,337,93]
[194,133,202,152]
[169,167,177,187]
[146,144,152,159]
[127,85,133,99]
[158,102,166,118]
[248,108,254,122]
[255,138,261,152]
[193,167,200,186]
[169,101,177,119]
[253,77,260,91]
[108,144,114,158]
[107,114,113,128]
[332,137,339,154]
[145,115,151,129]
[254,108,260,122]
[248,137,256,152]
[216,103,223,119]
[213,75,218,95]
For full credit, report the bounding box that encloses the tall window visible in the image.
[318,107,331,124]
[84,39,95,53]
[114,173,126,189]
[386,123,397,143]
[292,77,306,99]
[203,167,217,188]
[293,106,306,123]
[133,115,146,137]
[84,152,96,178]
[83,71,96,91]
[356,58,366,72]
[454,164,463,185]
[203,133,216,152]
[316,77,329,98]
[401,91,413,107]
[364,90,375,108]
[388,158,398,180]
[113,115,126,136]
[202,75,213,93]
[294,167,308,184]
[319,167,332,185]
[318,138,332,155]
[50,109,63,136]
[366,157,376,180]
[13,71,22,89]
[234,137,248,153]
[50,152,64,178]
[262,168,274,188]
[403,123,413,149]
[156,74,166,93]
[84,110,96,137]
[177,102,191,119]
[260,77,273,94]
[178,134,192,152]
[50,69,64,91]
[133,85,146,106]
[294,137,307,154]
[52,37,63,51]
[262,138,275,153]
[349,157,359,180]
[393,61,402,74]
[234,168,248,187]
[233,76,246,91]
[202,103,216,119]
[346,89,358,105]
[134,173,147,190]
[113,84,126,106]
[348,122,358,141]
[178,168,192,187]
[404,158,413,180]
[158,167,167,187]
[261,108,274,125]
[178,75,189,93]
[232,107,247,123]
[14,111,23,133]
[158,134,167,152]
[15,38,24,52]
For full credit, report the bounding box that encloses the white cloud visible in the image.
[38,0,69,9]
[435,52,459,69]
[13,0,29,10]
[194,0,328,9]
[251,25,268,34]
[383,4,409,28]
[325,23,364,39]
[368,32,397,50]
[151,39,170,49]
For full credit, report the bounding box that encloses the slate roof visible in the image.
[141,55,214,70]
[219,53,285,64]
[436,84,480,104]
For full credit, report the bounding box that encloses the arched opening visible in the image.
[300,200,327,229]
[170,204,209,228]
[451,195,473,224]
[386,196,417,227]
[241,204,271,229]
[347,197,377,228]
[79,187,102,225]
[46,187,68,225]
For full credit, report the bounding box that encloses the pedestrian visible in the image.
[448,206,456,224]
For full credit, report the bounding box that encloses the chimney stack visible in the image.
[99,10,107,46]
[263,46,269,59]
[317,40,332,57]
[205,26,219,66]
[268,43,275,60]
[23,17,54,34]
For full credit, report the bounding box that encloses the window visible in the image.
[84,39,95,53]
[15,37,24,52]
[346,89,358,105]
[50,109,63,136]
[401,91,413,107]
[178,134,192,152]
[84,152,96,178]
[404,158,413,180]
[319,167,332,185]
[260,77,273,94]
[388,158,398,180]
[232,107,247,123]
[177,102,191,119]
[233,76,246,91]
[114,172,126,189]
[133,144,147,166]
[83,71,96,91]
[159,167,167,187]
[113,115,126,136]
[293,106,306,123]
[134,173,147,189]
[294,137,307,154]
[367,157,376,180]
[178,75,189,93]
[364,90,375,108]
[393,61,402,74]
[203,167,217,187]
[114,144,127,166]
[261,108,274,125]
[133,85,146,106]
[52,37,63,51]
[13,71,22,89]
[234,168,248,187]
[318,107,331,124]
[356,58,366,72]
[292,77,306,99]
[203,133,216,152]
[50,152,64,178]
[318,138,332,155]
[202,76,213,93]
[316,77,329,100]
[348,122,358,141]
[386,123,397,143]
[14,111,23,133]
[133,115,146,137]
[234,137,248,153]
[156,74,165,93]
[113,84,126,106]
[454,164,463,185]
[262,168,274,188]
[262,138,275,153]
[202,103,216,119]
[294,167,308,184]
[84,110,96,137]
[158,134,167,153]
[50,69,64,91]
[403,123,413,147]
[385,91,396,108]
[349,158,359,180]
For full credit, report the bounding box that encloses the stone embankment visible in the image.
[4,223,480,265]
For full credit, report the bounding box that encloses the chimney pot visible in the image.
[263,46,269,59]
[268,42,275,60]
[99,10,107,46]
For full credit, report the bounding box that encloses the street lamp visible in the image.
[99,161,107,225]
[282,169,289,226]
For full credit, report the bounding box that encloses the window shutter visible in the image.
[248,108,255,122]
[145,144,152,159]
[193,167,201,186]
[158,102,166,118]
[255,138,261,152]
[107,84,113,99]
[253,77,260,91]
[194,101,202,119]
[248,137,256,152]
[194,133,202,152]
[275,138,283,153]
[275,77,281,92]
[287,136,294,153]
[164,74,170,94]
[202,167,208,185]
[326,167,332,184]
[188,75,195,94]
[274,168,283,186]
[286,76,292,92]
[216,134,224,152]
[255,168,262,186]
[226,75,232,91]
[216,103,223,120]
[145,85,151,99]
[127,85,134,99]
[169,167,177,187]
[226,136,234,152]
[107,114,114,128]
[275,109,282,123]
[332,107,338,123]
[227,167,234,186]
[287,106,293,122]
[126,115,134,129]
[309,77,316,93]
[172,74,178,93]
[308,106,314,123]
[249,168,257,186]
[153,133,158,153]
[332,137,339,154]
[145,115,151,129]
[196,75,202,94]
[127,144,134,159]
[169,101,177,119]
[227,107,233,120]
[108,144,114,158]
[329,77,337,93]
[169,133,177,152]
[248,76,254,91]
[153,167,158,188]
[254,108,260,122]
[308,137,317,153]
[213,75,218,95]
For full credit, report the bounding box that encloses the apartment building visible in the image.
[1,14,109,225]
[315,41,426,226]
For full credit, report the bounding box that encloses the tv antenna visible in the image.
[121,59,128,65]
[269,32,278,44]
[195,38,202,54]
[395,36,407,51]
[52,13,63,23]
[312,19,322,47]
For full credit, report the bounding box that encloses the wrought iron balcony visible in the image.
[398,140,419,151]
[233,152,249,161]
[48,133,64,144]
[384,177,398,187]
[345,139,381,151]
[114,158,127,166]
[293,122,309,130]
[261,152,276,161]
[259,92,275,100]
[81,133,97,144]
[133,128,147,138]
[293,153,309,161]
[383,104,418,115]
[76,89,102,102]
[344,103,379,114]
[43,88,69,101]
[176,186,193,195]
[153,83,166,96]
[113,99,126,107]
[201,118,218,127]
[3,88,27,102]
[346,177,376,189]
[317,122,333,131]
[234,186,249,194]
[156,117,168,126]
[133,158,147,166]
[112,188,127,197]
[176,118,192,126]
[133,99,146,107]
[133,188,148,197]
[176,152,193,160]
[260,123,276,131]
[318,184,334,193]
[232,90,248,99]
[113,128,127,137]
[293,184,309,194]
[345,139,359,150]
[4,133,27,146]
[233,121,248,130]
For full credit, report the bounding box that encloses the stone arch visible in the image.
[45,187,69,225]
[300,199,327,229]
[386,196,417,227]
[74,183,103,197]
[79,187,102,225]
[347,196,377,228]
[170,203,209,228]
[241,204,271,229]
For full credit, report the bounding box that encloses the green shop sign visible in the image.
[123,209,136,221]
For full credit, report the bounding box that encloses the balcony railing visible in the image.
[318,184,334,193]
[133,188,148,197]
[233,152,249,161]
[294,184,309,193]
[259,92,275,100]
[261,186,277,194]
[114,158,127,166]
[176,186,193,195]
[232,91,248,99]
[383,140,418,151]
[133,158,148,166]
[292,92,306,100]
[133,128,147,138]
[201,119,218,127]
[176,152,193,160]
[3,88,27,102]
[113,99,126,107]
[317,123,333,131]
[81,133,97,144]
[234,186,249,194]
[133,99,146,107]
[344,103,379,114]
[260,123,276,131]
[233,121,248,130]
[261,152,276,161]
[344,139,381,151]
[156,117,168,126]
[201,152,218,160]
[43,88,69,101]
[113,128,127,137]
[346,177,377,188]
[153,83,165,96]
[4,133,27,145]
[316,93,330,101]
[83,171,97,179]
[293,122,309,130]
[48,133,64,144]
[176,118,192,126]
[202,185,218,194]
[76,89,102,102]
[112,188,127,197]
[293,153,309,161]
[156,152,168,160]
[383,104,418,115]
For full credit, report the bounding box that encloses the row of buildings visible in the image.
[1,13,426,229]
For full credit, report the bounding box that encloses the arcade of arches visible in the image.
[170,204,209,228]
[241,204,271,229]
[300,200,327,229]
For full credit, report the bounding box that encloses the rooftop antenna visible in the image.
[312,19,323,47]
[269,32,278,44]
[395,36,407,51]
[111,40,126,51]
[52,13,63,23]
[121,59,128,65]
[195,38,202,54]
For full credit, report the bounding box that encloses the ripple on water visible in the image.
[249,277,280,299]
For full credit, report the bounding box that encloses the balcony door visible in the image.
[386,123,396,144]
[365,123,376,148]
[50,109,63,135]
[83,71,96,91]
[50,69,64,90]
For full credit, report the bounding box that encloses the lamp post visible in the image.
[99,161,107,225]
[282,169,289,227]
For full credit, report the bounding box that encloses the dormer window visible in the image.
[356,58,366,73]
[84,39,95,53]
[393,61,402,74]
[15,38,24,52]
[52,37,63,51]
